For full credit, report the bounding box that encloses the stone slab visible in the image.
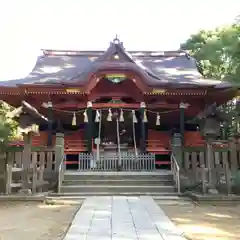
[64,196,186,240]
[64,171,172,176]
[185,191,240,203]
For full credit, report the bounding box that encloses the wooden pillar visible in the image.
[140,102,146,152]
[171,133,183,167]
[31,152,38,194]
[22,132,32,190]
[86,101,93,153]
[230,140,238,170]
[47,101,53,147]
[0,151,7,193]
[55,132,65,169]
[206,137,219,193]
[6,153,13,195]
[179,102,186,144]
[202,115,222,193]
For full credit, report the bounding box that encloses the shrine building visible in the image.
[0,37,238,170]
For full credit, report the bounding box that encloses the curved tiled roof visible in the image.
[0,39,232,88]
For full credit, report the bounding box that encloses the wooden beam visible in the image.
[6,101,49,123]
[52,102,180,110]
[22,101,49,122]
[84,70,150,93]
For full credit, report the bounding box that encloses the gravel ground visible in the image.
[160,203,240,240]
[0,202,79,240]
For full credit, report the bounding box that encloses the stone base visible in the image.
[185,191,240,204]
[18,189,32,195]
[0,194,46,201]
[208,188,219,195]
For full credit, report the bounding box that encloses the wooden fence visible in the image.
[5,149,56,194]
[8,149,56,176]
[77,152,156,171]
[182,142,240,193]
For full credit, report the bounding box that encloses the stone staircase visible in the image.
[47,171,180,203]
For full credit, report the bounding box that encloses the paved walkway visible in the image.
[64,196,186,240]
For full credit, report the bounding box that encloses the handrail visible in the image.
[58,154,66,193]
[170,153,180,194]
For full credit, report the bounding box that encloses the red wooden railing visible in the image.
[147,130,170,154]
[8,130,209,153]
[64,139,89,153]
[146,140,170,154]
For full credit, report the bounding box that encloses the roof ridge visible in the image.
[42,49,187,57]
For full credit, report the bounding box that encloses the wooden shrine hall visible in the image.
[0,37,238,171]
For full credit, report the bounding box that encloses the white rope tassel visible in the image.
[107,108,112,121]
[156,113,160,126]
[72,112,76,126]
[83,110,88,123]
[119,109,124,122]
[132,110,137,123]
[95,110,100,122]
[143,109,148,122]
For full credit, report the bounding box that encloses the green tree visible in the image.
[0,101,17,193]
[181,24,240,83]
[181,24,240,137]
[0,101,19,147]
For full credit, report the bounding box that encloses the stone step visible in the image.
[45,194,188,205]
[60,184,175,193]
[49,192,180,197]
[62,179,173,186]
[63,171,173,181]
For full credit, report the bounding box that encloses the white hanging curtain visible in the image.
[83,110,88,123]
[72,112,76,126]
[119,109,124,122]
[156,113,160,126]
[143,109,148,122]
[95,110,100,123]
[107,108,112,121]
[132,109,138,123]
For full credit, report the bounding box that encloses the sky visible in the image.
[0,0,239,80]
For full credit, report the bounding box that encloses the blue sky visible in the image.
[0,0,239,80]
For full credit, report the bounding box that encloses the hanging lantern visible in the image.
[83,110,88,123]
[156,113,160,126]
[72,112,76,126]
[119,109,124,122]
[107,108,112,121]
[143,109,148,122]
[95,110,100,123]
[132,110,138,123]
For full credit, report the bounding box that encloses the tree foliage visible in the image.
[0,101,19,149]
[181,24,240,137]
[181,24,240,83]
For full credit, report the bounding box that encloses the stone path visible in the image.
[64,196,186,240]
